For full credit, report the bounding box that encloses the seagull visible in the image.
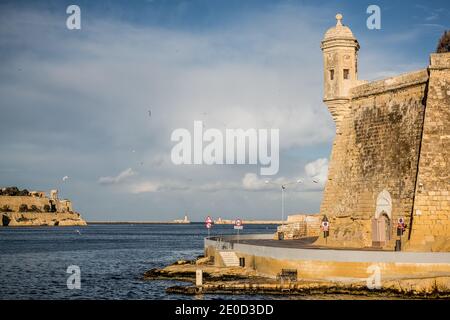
[75,229,81,235]
[62,176,69,182]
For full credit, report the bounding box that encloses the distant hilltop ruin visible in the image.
[0,186,87,226]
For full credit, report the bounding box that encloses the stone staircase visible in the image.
[219,251,240,267]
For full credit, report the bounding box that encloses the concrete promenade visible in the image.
[205,234,450,280]
[207,234,450,263]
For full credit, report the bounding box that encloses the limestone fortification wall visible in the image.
[320,69,429,248]
[2,212,87,227]
[0,195,73,213]
[276,214,321,239]
[0,195,51,212]
[0,194,86,227]
[409,53,450,250]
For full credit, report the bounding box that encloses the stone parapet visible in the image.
[430,52,450,69]
[350,69,429,99]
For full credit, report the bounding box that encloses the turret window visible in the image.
[329,69,334,80]
[343,69,350,80]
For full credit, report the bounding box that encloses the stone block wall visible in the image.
[410,53,450,250]
[276,214,321,239]
[276,222,307,240]
[0,195,74,214]
[0,195,51,212]
[2,212,86,226]
[320,70,429,248]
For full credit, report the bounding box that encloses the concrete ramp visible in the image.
[219,251,240,267]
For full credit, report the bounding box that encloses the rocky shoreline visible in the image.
[144,258,450,299]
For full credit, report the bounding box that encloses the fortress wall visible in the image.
[0,195,74,213]
[2,212,87,226]
[276,215,321,239]
[0,195,51,212]
[410,53,450,249]
[320,70,429,248]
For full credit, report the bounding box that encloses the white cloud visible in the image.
[241,158,329,192]
[196,181,239,192]
[128,178,239,194]
[304,158,328,187]
[98,168,137,185]
[129,181,159,194]
[242,173,269,191]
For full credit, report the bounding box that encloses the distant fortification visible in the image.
[319,15,450,251]
[0,187,86,226]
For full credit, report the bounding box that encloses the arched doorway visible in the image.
[372,190,392,247]
[381,213,391,241]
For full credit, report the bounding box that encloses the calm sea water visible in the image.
[0,223,277,300]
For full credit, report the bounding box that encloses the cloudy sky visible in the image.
[0,0,448,221]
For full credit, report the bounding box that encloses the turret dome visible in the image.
[323,14,356,41]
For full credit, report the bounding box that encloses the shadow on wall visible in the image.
[2,214,11,226]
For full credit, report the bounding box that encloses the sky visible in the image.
[0,0,449,222]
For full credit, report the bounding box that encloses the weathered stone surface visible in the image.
[275,214,321,240]
[1,212,87,227]
[149,260,450,298]
[195,257,211,265]
[143,263,259,282]
[409,53,450,248]
[319,14,450,251]
[0,189,86,226]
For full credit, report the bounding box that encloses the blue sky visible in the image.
[0,0,449,221]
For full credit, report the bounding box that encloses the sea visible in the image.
[0,223,280,300]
